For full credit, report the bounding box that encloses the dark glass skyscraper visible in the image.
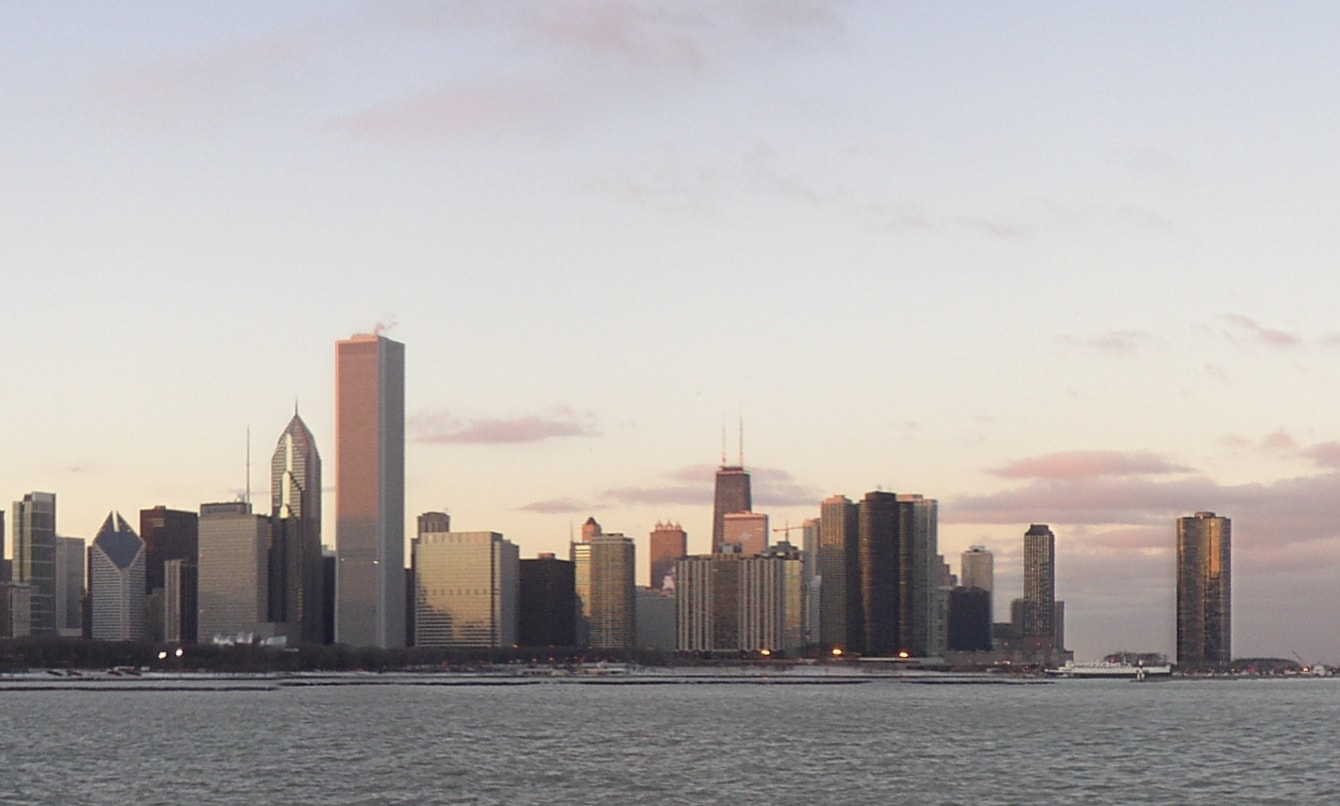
[336,333,406,648]
[1177,512,1231,668]
[711,465,752,553]
[271,409,324,644]
[858,491,900,656]
[519,554,577,647]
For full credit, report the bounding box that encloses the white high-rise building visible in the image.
[89,512,146,641]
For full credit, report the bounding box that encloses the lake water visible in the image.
[1,676,1336,804]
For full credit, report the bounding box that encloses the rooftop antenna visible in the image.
[720,419,727,465]
[245,424,251,505]
[738,413,744,467]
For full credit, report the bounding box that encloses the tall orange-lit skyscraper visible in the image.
[1176,512,1231,668]
[335,333,406,648]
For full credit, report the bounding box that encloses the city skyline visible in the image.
[6,3,1340,662]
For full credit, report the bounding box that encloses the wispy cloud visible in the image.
[752,466,825,507]
[338,1,845,143]
[95,35,313,126]
[1219,314,1302,349]
[412,406,598,444]
[599,463,820,508]
[1302,441,1340,468]
[1056,330,1154,355]
[991,450,1193,481]
[516,498,588,514]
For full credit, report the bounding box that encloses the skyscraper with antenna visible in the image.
[711,419,752,553]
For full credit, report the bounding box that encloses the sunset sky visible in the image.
[6,2,1340,662]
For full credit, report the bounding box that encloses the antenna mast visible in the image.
[245,424,251,505]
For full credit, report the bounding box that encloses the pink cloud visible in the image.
[96,35,310,125]
[517,498,588,514]
[1056,330,1153,355]
[333,81,565,143]
[604,484,711,506]
[1220,314,1302,348]
[523,1,706,72]
[1260,429,1297,452]
[752,467,824,507]
[1303,441,1340,468]
[991,450,1192,481]
[412,407,597,444]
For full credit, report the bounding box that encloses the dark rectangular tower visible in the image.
[1176,512,1231,669]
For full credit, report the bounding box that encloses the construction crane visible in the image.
[772,522,808,545]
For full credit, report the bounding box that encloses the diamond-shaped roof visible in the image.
[93,511,143,570]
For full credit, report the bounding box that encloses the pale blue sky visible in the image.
[6,1,1340,661]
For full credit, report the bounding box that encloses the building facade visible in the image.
[12,492,57,635]
[711,464,752,553]
[197,502,271,641]
[648,521,687,591]
[89,512,147,641]
[572,529,636,649]
[817,494,858,652]
[961,546,993,593]
[518,554,576,647]
[723,511,769,557]
[271,410,324,644]
[336,332,406,648]
[1176,511,1231,668]
[1022,524,1056,645]
[413,530,518,648]
[55,536,85,637]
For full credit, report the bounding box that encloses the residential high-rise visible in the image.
[413,530,518,648]
[519,553,576,647]
[336,332,406,649]
[89,513,147,641]
[723,511,768,556]
[961,546,993,593]
[675,543,805,655]
[197,502,271,641]
[572,526,635,649]
[858,491,900,656]
[817,494,859,652]
[675,552,742,653]
[1023,524,1056,647]
[898,494,942,658]
[12,492,57,635]
[271,409,324,644]
[711,465,752,553]
[648,521,687,591]
[55,536,85,637]
[1177,512,1231,668]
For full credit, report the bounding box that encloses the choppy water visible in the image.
[1,677,1337,804]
